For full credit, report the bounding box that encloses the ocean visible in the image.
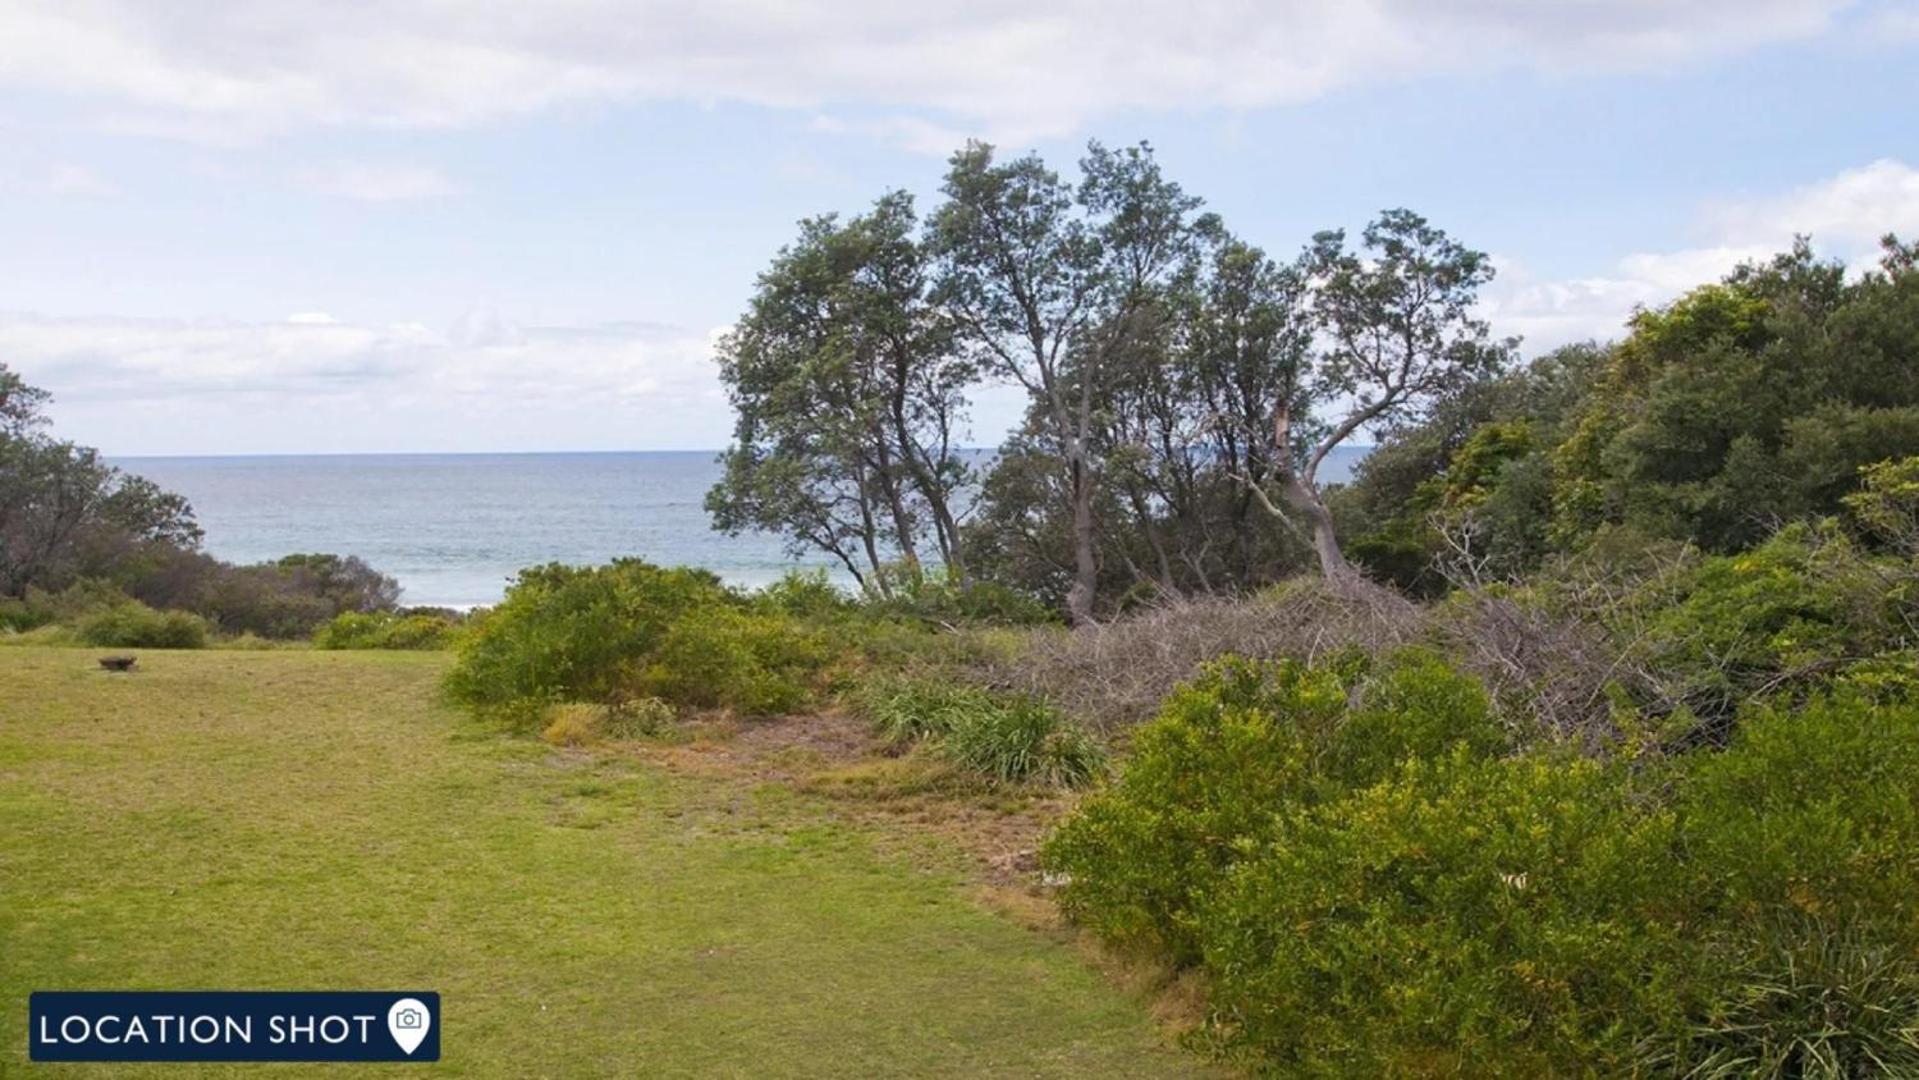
[117,448,1366,609]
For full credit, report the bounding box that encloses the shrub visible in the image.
[863,567,1058,627]
[1045,651,1500,962]
[313,611,457,650]
[1655,914,1919,1079]
[602,697,675,739]
[940,694,1104,788]
[849,675,998,747]
[444,559,845,723]
[540,703,604,747]
[76,602,209,648]
[1620,524,1915,725]
[851,675,1103,787]
[443,560,732,724]
[1050,649,1919,1073]
[1198,751,1685,1075]
[636,605,833,715]
[0,595,54,633]
[988,580,1419,732]
[750,570,854,620]
[1646,692,1919,1076]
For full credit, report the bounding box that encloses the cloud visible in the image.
[0,154,116,196]
[1486,158,1919,351]
[293,161,460,201]
[0,1,1863,148]
[0,306,725,423]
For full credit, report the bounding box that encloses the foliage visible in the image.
[938,694,1105,788]
[849,674,1104,787]
[76,601,209,649]
[1340,239,1919,590]
[1658,914,1919,1079]
[850,675,997,747]
[858,565,1058,627]
[1605,521,1919,724]
[1844,455,1919,555]
[636,604,835,715]
[1044,651,1501,962]
[1046,642,1919,1074]
[1198,750,1684,1074]
[707,192,973,591]
[445,559,847,723]
[1646,693,1919,1076]
[539,698,678,747]
[313,610,458,650]
[0,363,201,597]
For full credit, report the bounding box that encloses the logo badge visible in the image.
[386,998,431,1056]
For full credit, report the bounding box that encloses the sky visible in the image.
[1,1,1916,456]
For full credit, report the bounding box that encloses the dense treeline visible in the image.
[712,142,1919,628]
[709,141,1509,622]
[0,363,405,643]
[1342,237,1919,592]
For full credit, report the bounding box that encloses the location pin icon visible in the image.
[387,997,431,1056]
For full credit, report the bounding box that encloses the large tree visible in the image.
[707,192,972,592]
[1239,210,1514,585]
[0,362,201,596]
[930,141,1202,622]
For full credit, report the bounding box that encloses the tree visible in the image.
[0,363,203,596]
[1550,237,1919,551]
[1,364,51,437]
[1240,210,1513,585]
[708,192,972,592]
[930,141,1202,622]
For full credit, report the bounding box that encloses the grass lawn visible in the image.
[0,647,1200,1077]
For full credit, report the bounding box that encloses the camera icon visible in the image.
[394,1008,423,1030]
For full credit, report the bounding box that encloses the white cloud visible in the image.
[0,0,1862,148]
[294,161,460,201]
[1486,159,1919,351]
[0,155,116,196]
[0,310,729,451]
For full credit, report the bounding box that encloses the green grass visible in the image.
[0,648,1198,1077]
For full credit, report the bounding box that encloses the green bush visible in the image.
[850,674,1102,787]
[1656,914,1919,1079]
[1045,650,1502,961]
[636,605,833,715]
[1613,523,1917,722]
[1047,649,1919,1074]
[76,602,209,649]
[0,596,55,633]
[862,566,1058,627]
[1647,692,1919,1076]
[749,570,855,620]
[940,694,1104,788]
[850,675,998,746]
[443,560,730,723]
[444,559,844,723]
[313,611,457,650]
[1199,750,1684,1074]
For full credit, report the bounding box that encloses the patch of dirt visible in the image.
[633,710,876,781]
[624,709,1069,887]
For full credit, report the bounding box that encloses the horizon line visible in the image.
[111,445,1376,461]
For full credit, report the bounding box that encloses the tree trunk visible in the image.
[1278,472,1361,585]
[1268,400,1363,588]
[1065,452,1099,625]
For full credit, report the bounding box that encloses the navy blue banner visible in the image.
[29,991,440,1062]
